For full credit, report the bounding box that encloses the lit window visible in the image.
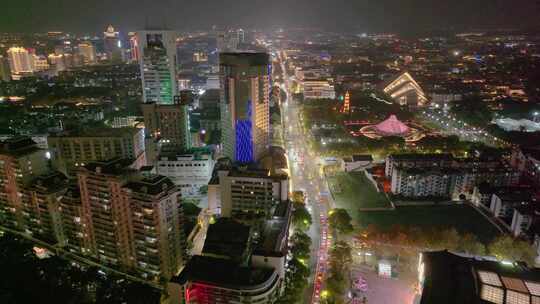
[480,285,504,304]
[506,290,530,304]
[526,282,540,296]
[501,277,528,293]
[478,271,503,286]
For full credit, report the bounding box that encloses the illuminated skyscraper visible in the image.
[220,52,270,163]
[7,47,34,74]
[47,54,66,73]
[78,42,96,64]
[137,30,178,104]
[128,32,139,63]
[103,25,123,62]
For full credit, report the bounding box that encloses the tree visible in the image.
[292,203,312,231]
[199,185,208,194]
[329,241,353,274]
[328,208,354,235]
[324,241,352,304]
[292,191,305,204]
[488,236,537,266]
[290,231,312,260]
[458,233,486,255]
[182,202,202,217]
[437,228,461,251]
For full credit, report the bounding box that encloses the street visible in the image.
[276,50,334,304]
[419,108,508,147]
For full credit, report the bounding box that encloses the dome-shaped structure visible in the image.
[374,115,410,136]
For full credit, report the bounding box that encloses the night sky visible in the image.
[2,0,539,34]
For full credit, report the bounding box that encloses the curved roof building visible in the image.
[382,72,428,107]
[374,115,411,136]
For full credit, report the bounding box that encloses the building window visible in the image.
[480,285,503,304]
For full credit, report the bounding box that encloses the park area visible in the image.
[357,204,502,243]
[327,171,392,216]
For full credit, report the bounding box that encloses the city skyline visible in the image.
[2,2,540,302]
[3,0,540,35]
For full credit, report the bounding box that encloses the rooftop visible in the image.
[202,218,251,260]
[389,153,454,161]
[420,250,540,304]
[50,127,141,138]
[28,171,68,194]
[0,137,41,157]
[172,255,277,290]
[124,175,176,196]
[220,52,269,67]
[81,157,135,176]
[344,154,374,163]
[254,201,291,257]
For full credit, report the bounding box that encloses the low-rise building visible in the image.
[168,203,290,304]
[385,153,454,178]
[391,165,519,199]
[156,149,215,198]
[213,165,289,219]
[302,78,336,100]
[489,188,535,228]
[343,155,373,172]
[512,147,540,186]
[418,250,540,304]
[169,255,281,304]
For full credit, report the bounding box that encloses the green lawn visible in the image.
[327,171,392,217]
[357,205,501,243]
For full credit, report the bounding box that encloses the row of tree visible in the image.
[276,192,314,303]
[361,225,537,268]
[323,241,353,304]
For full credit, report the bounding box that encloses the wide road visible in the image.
[276,50,334,304]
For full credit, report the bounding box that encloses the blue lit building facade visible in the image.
[220,53,270,163]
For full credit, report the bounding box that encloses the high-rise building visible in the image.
[77,158,136,269]
[21,171,67,244]
[77,158,184,280]
[128,32,139,63]
[142,95,191,151]
[0,137,49,229]
[123,175,184,280]
[48,54,66,72]
[220,52,271,163]
[59,183,86,254]
[237,29,245,43]
[0,55,11,81]
[32,55,49,71]
[103,25,123,62]
[47,127,146,175]
[7,47,34,75]
[78,42,96,64]
[137,30,178,104]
